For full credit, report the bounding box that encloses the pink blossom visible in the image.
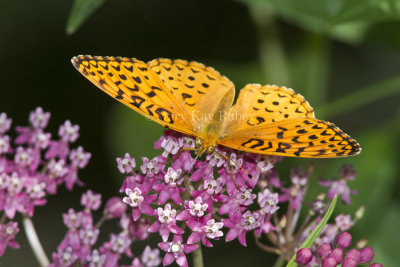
[0,113,12,134]
[223,210,261,246]
[158,235,198,267]
[0,221,20,256]
[29,107,50,129]
[59,120,79,143]
[258,188,279,214]
[117,153,136,174]
[123,187,156,220]
[141,245,161,267]
[148,204,184,242]
[70,146,91,169]
[187,214,224,247]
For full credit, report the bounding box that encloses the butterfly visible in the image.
[71,55,360,158]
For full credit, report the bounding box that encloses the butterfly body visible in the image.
[72,55,360,158]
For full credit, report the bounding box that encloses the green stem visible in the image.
[303,33,330,105]
[316,75,400,119]
[249,4,290,85]
[192,243,204,267]
[22,215,50,267]
[273,255,287,267]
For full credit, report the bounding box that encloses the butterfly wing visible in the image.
[219,84,360,157]
[71,55,194,135]
[148,58,235,132]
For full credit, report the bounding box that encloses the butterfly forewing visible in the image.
[148,59,235,132]
[72,55,195,135]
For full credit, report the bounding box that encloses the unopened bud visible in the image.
[360,246,374,263]
[104,197,127,218]
[356,238,368,249]
[296,248,313,265]
[355,206,365,220]
[279,215,287,228]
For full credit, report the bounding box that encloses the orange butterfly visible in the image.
[71,55,360,158]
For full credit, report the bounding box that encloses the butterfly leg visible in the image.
[212,150,240,189]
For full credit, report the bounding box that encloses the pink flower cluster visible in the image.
[0,108,90,256]
[51,190,162,267]
[115,131,285,266]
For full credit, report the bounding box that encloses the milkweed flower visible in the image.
[0,108,90,258]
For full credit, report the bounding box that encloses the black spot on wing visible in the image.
[132,76,142,83]
[130,96,145,109]
[276,142,291,153]
[241,139,264,149]
[116,89,124,99]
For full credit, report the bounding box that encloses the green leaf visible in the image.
[239,0,400,43]
[315,75,400,119]
[66,0,107,35]
[286,195,338,267]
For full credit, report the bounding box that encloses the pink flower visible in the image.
[70,146,91,169]
[0,221,20,256]
[187,214,224,247]
[86,249,106,267]
[223,210,262,246]
[29,107,50,129]
[258,188,279,214]
[140,157,161,178]
[153,168,185,205]
[104,197,127,219]
[319,164,357,205]
[0,135,11,155]
[81,190,101,211]
[158,235,198,267]
[141,246,161,267]
[59,120,79,143]
[117,153,136,174]
[123,187,156,220]
[50,246,78,267]
[335,214,354,231]
[0,113,12,134]
[148,204,184,242]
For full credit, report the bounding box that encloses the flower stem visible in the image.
[22,215,50,267]
[272,254,286,267]
[249,3,290,85]
[192,242,204,267]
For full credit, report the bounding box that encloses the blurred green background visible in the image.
[1,0,400,266]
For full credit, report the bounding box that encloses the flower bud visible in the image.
[346,249,361,262]
[321,256,337,267]
[296,248,313,265]
[336,232,352,249]
[355,206,365,220]
[369,264,383,267]
[104,197,127,218]
[356,238,368,249]
[360,246,374,263]
[317,243,331,258]
[342,258,357,267]
[279,215,287,229]
[328,248,343,264]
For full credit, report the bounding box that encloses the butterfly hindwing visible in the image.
[72,55,195,135]
[219,118,360,157]
[220,84,360,158]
